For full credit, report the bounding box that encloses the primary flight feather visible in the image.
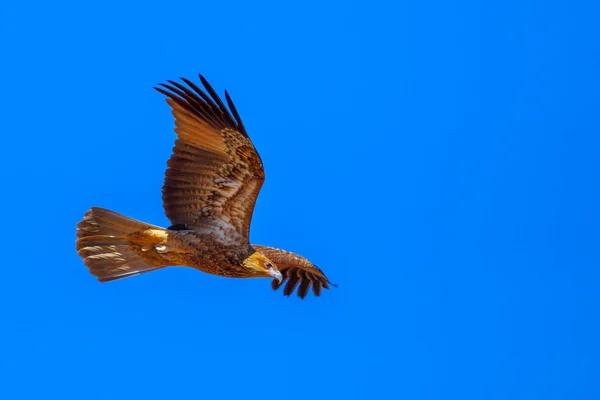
[75,74,334,298]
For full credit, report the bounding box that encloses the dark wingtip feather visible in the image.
[224,90,247,136]
[153,86,172,97]
[297,275,311,299]
[283,270,301,296]
[154,86,190,111]
[198,74,235,123]
[180,77,215,106]
[312,281,322,297]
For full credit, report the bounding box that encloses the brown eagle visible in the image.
[76,74,334,298]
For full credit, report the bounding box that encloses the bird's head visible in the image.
[242,251,282,282]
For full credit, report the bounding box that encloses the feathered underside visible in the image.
[253,245,336,299]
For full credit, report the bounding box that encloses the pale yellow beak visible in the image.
[269,267,283,283]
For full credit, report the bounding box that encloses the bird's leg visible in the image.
[127,228,195,269]
[125,229,178,266]
[127,229,169,251]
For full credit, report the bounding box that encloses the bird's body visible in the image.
[76,74,334,298]
[129,228,257,278]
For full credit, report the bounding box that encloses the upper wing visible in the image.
[253,245,336,299]
[155,75,265,245]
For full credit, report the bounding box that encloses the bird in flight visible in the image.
[75,74,335,298]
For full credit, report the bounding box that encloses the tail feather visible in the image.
[76,207,166,282]
[77,207,162,237]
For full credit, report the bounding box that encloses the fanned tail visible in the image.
[76,207,166,282]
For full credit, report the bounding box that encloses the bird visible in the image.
[75,74,335,299]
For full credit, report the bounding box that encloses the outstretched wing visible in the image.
[253,245,335,299]
[155,75,265,245]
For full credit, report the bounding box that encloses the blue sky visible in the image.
[1,1,599,399]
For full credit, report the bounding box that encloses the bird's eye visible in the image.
[265,262,273,269]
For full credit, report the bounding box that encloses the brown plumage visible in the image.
[75,74,334,298]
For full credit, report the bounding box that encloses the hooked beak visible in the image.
[268,267,283,283]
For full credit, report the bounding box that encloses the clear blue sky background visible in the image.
[0,1,598,399]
